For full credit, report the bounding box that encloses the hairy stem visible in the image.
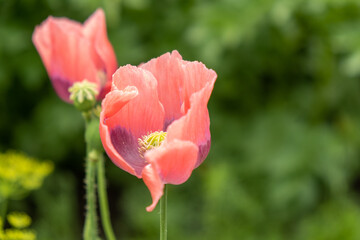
[97,153,116,240]
[83,117,98,240]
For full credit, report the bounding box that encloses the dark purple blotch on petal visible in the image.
[195,139,211,168]
[110,126,147,176]
[164,118,175,132]
[52,77,73,102]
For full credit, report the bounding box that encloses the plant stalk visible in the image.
[83,116,98,240]
[97,153,116,240]
[160,185,167,240]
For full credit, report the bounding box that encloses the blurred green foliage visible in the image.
[1,0,360,239]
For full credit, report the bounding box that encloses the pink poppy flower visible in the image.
[32,9,117,102]
[99,50,217,211]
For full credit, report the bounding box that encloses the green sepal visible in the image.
[85,117,103,153]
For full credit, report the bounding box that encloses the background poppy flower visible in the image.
[32,9,117,102]
[100,50,217,211]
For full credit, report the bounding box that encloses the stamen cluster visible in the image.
[138,131,167,157]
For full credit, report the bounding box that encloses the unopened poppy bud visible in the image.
[69,80,99,112]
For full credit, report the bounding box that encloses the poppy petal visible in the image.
[142,140,198,212]
[101,65,165,176]
[145,139,198,185]
[84,9,118,82]
[140,50,185,128]
[142,164,164,212]
[47,18,98,101]
[100,86,139,176]
[33,20,52,72]
[33,18,78,102]
[166,81,215,167]
[102,86,138,120]
[182,61,217,113]
[108,65,165,138]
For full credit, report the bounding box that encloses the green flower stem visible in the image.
[82,110,117,240]
[83,116,98,240]
[160,185,167,240]
[97,153,116,240]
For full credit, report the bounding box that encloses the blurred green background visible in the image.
[1,0,360,239]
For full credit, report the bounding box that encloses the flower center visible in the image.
[138,131,167,157]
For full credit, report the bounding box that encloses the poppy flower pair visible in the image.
[33,9,217,211]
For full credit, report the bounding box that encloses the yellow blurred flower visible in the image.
[7,212,32,229]
[0,213,36,240]
[3,229,36,240]
[0,151,53,199]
